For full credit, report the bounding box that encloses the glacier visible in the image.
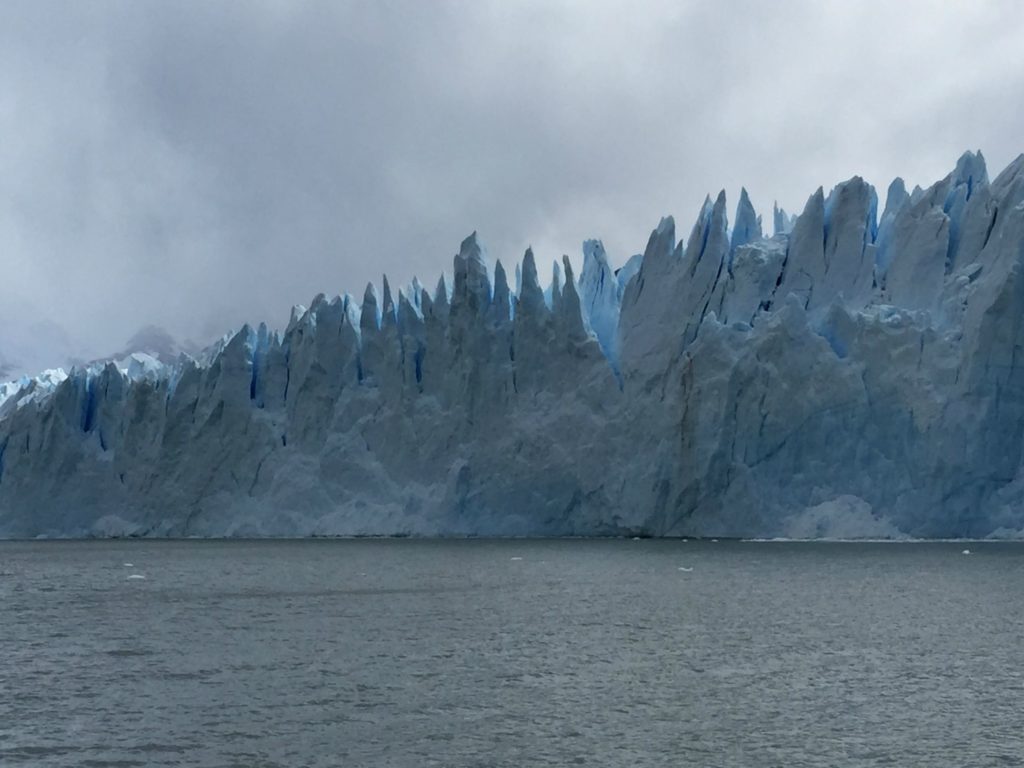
[3,151,1024,539]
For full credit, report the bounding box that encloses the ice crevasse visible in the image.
[3,151,1024,539]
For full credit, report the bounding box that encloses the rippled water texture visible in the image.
[2,539,1023,767]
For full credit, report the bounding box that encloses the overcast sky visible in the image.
[2,0,1024,369]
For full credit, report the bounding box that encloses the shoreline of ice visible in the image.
[4,150,1024,540]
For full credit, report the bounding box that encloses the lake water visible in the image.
[1,539,1023,767]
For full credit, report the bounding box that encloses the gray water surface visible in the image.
[1,539,1023,767]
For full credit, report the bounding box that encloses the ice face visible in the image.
[731,188,761,255]
[4,152,1024,539]
[578,239,621,366]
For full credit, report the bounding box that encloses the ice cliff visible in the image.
[3,151,1024,539]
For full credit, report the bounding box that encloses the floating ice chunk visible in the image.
[510,556,523,561]
[678,566,694,572]
[962,549,971,555]
[127,574,146,580]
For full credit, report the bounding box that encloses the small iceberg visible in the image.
[962,549,971,555]
[127,574,146,580]
[678,567,694,572]
[510,556,523,561]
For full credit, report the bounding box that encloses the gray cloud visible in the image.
[2,0,1023,372]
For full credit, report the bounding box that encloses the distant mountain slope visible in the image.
[99,325,199,367]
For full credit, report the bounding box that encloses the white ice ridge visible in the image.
[3,151,1024,539]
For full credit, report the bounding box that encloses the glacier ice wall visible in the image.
[3,151,1024,538]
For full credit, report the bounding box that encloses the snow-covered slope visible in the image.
[0,323,196,383]
[3,151,1024,539]
[99,325,198,367]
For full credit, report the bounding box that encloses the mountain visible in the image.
[2,151,1024,539]
[101,325,195,367]
[1,324,201,390]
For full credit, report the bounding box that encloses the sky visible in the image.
[2,0,1024,372]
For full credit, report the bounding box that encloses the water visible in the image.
[2,540,1023,767]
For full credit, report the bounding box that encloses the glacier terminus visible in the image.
[3,151,1024,539]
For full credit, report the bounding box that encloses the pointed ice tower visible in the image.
[578,239,622,365]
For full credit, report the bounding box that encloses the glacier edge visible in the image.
[3,150,1024,539]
